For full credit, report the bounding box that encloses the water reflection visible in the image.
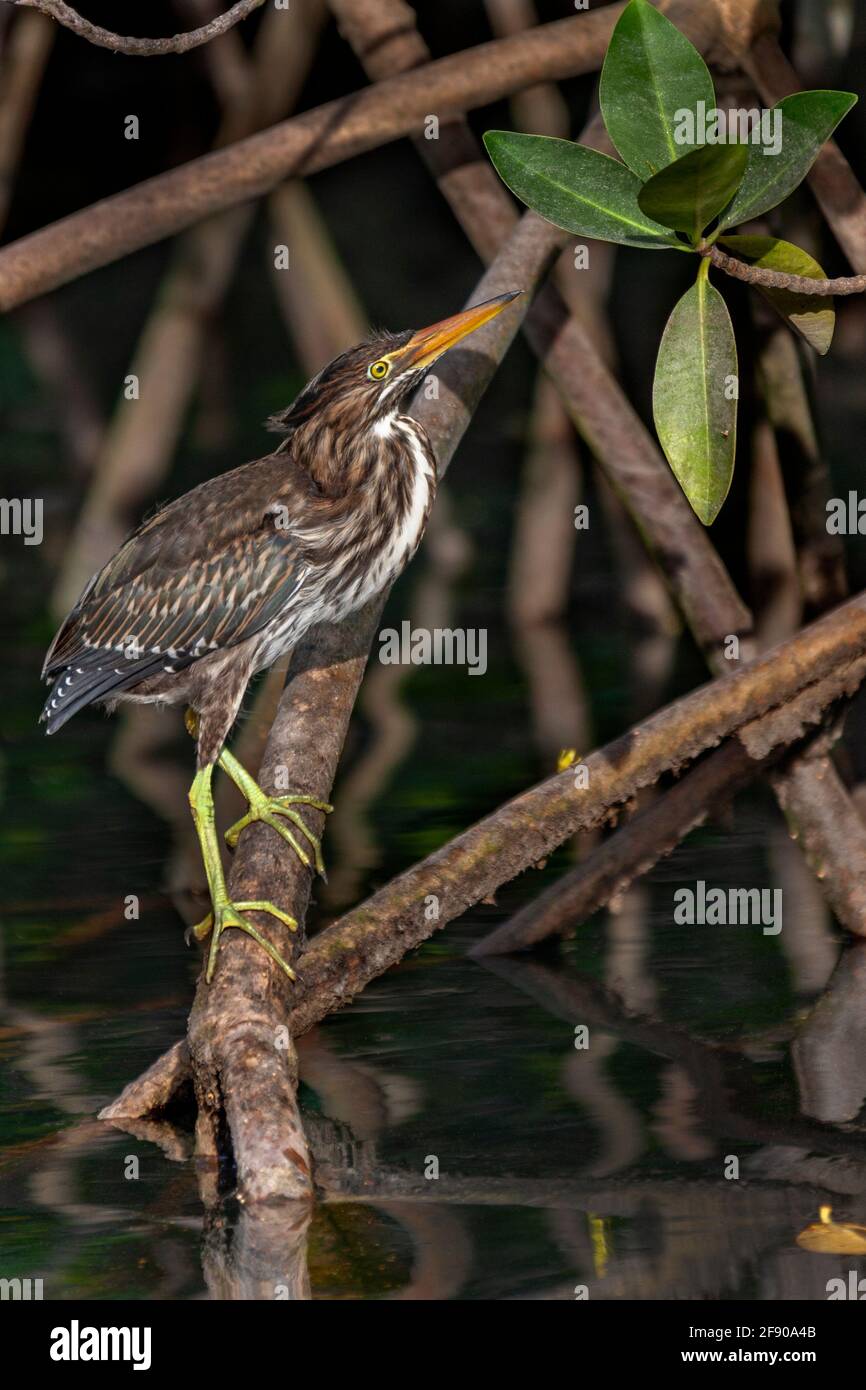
[4,871,866,1298]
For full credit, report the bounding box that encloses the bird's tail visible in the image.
[41,654,165,735]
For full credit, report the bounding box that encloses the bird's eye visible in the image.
[368,359,390,381]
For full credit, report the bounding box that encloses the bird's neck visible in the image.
[292,408,437,500]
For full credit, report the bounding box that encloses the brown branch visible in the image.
[792,941,866,1125]
[17,300,105,475]
[484,0,571,138]
[0,2,679,310]
[771,753,866,928]
[0,9,53,232]
[755,315,847,617]
[708,243,866,294]
[6,0,265,55]
[472,737,775,957]
[100,1039,191,1120]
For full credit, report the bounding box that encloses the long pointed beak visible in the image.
[394,291,523,372]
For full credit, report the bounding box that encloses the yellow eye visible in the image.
[368,359,390,381]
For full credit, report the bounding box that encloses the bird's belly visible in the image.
[251,536,422,674]
[320,472,434,621]
[331,543,412,615]
[253,454,434,673]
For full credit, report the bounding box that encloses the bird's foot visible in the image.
[190,896,298,984]
[225,789,332,877]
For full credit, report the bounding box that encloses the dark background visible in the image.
[1,0,866,1301]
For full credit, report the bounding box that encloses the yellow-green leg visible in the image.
[184,707,332,876]
[218,746,332,877]
[188,762,299,983]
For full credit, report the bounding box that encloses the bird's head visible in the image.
[269,292,522,475]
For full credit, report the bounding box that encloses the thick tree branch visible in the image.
[5,0,265,55]
[472,737,776,957]
[172,219,534,1195]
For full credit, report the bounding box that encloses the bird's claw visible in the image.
[190,898,298,983]
[185,915,212,946]
[225,792,332,877]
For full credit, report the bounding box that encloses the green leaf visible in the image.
[482,130,682,249]
[599,0,716,182]
[720,90,857,229]
[638,143,748,243]
[720,234,835,355]
[653,263,738,525]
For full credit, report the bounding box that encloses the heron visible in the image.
[42,292,520,982]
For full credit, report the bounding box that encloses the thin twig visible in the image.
[5,0,265,55]
[708,242,866,294]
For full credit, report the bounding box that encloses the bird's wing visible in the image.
[43,454,316,680]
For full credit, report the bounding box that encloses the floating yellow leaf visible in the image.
[796,1205,866,1254]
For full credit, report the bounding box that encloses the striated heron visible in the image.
[41,292,520,982]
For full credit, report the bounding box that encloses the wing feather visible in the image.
[42,452,318,732]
